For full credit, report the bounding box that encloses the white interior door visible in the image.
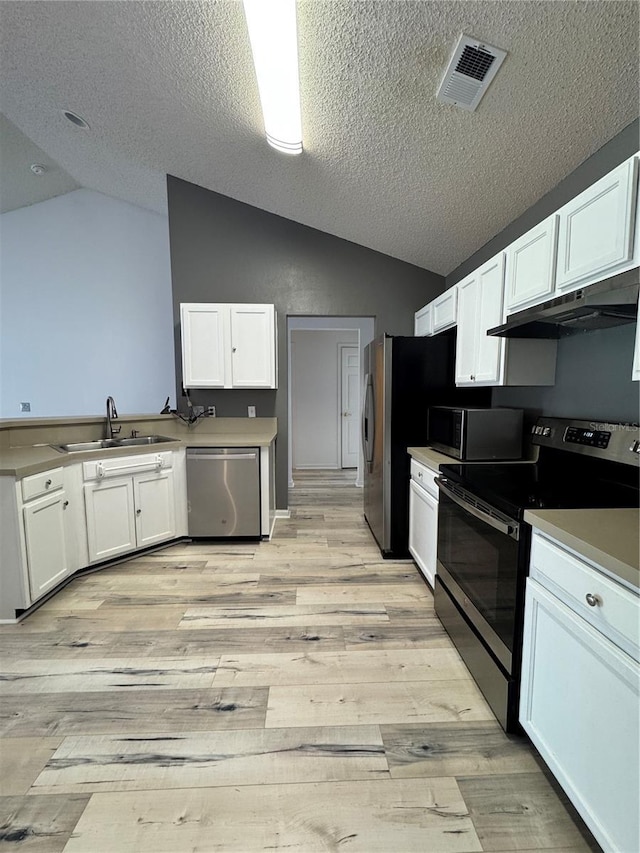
[340,346,359,468]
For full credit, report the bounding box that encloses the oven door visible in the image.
[435,477,520,673]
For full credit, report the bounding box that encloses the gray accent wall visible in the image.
[167,176,444,507]
[447,118,640,426]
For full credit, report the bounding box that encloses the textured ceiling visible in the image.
[0,1,638,275]
[0,114,79,213]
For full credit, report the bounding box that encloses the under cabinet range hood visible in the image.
[488,269,639,339]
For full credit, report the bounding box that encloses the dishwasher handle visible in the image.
[186,450,258,462]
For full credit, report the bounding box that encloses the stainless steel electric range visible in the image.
[434,416,640,732]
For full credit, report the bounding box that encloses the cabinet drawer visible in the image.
[21,467,64,502]
[530,532,639,658]
[410,459,438,498]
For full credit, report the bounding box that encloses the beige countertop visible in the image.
[525,508,640,591]
[407,446,460,471]
[0,417,277,478]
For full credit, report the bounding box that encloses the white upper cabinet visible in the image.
[474,254,508,384]
[455,273,479,385]
[180,304,226,388]
[414,303,433,337]
[431,287,457,333]
[456,253,557,387]
[181,303,277,389]
[505,214,559,314]
[456,255,506,386]
[556,157,639,294]
[229,305,277,388]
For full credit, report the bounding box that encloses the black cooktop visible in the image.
[440,457,640,520]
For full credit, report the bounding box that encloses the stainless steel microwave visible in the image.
[427,406,523,460]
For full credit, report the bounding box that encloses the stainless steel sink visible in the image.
[115,435,176,447]
[51,435,176,453]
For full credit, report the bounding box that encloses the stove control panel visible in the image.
[564,426,610,449]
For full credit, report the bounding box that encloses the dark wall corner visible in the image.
[166,175,445,507]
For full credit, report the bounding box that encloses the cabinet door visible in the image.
[432,288,457,333]
[84,477,136,563]
[23,491,69,599]
[408,480,438,588]
[556,158,638,293]
[229,304,277,388]
[414,304,432,336]
[474,254,506,384]
[505,214,558,313]
[520,579,639,853]
[180,303,227,388]
[134,470,176,548]
[455,273,478,385]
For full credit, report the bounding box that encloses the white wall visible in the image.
[291,328,359,468]
[287,316,374,488]
[0,189,174,418]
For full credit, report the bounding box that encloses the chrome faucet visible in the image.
[106,396,121,439]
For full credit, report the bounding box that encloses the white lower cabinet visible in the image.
[23,490,69,599]
[85,477,137,562]
[408,459,439,587]
[85,463,176,563]
[134,470,176,548]
[520,534,639,853]
[19,463,87,603]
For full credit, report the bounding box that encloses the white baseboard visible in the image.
[274,510,291,519]
[0,618,18,625]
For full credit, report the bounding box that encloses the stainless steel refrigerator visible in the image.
[362,333,488,558]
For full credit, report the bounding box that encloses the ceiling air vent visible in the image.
[436,34,507,112]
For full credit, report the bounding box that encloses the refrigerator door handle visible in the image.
[362,373,374,469]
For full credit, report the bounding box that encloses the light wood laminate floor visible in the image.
[0,470,599,852]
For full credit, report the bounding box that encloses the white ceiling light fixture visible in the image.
[242,0,303,155]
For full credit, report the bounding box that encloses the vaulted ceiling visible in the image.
[1,1,638,274]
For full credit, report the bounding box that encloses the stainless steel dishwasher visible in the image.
[186,447,261,537]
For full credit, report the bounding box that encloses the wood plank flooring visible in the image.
[0,470,599,852]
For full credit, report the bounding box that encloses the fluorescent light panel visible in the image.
[243,0,302,154]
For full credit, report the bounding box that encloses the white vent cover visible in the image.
[436,34,507,112]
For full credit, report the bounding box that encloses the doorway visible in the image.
[287,316,375,489]
[339,344,359,468]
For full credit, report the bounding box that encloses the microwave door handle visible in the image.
[435,477,519,540]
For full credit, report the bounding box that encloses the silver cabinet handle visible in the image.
[585,593,601,607]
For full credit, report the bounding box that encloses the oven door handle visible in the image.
[435,477,519,541]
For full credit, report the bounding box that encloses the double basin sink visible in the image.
[52,435,175,453]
